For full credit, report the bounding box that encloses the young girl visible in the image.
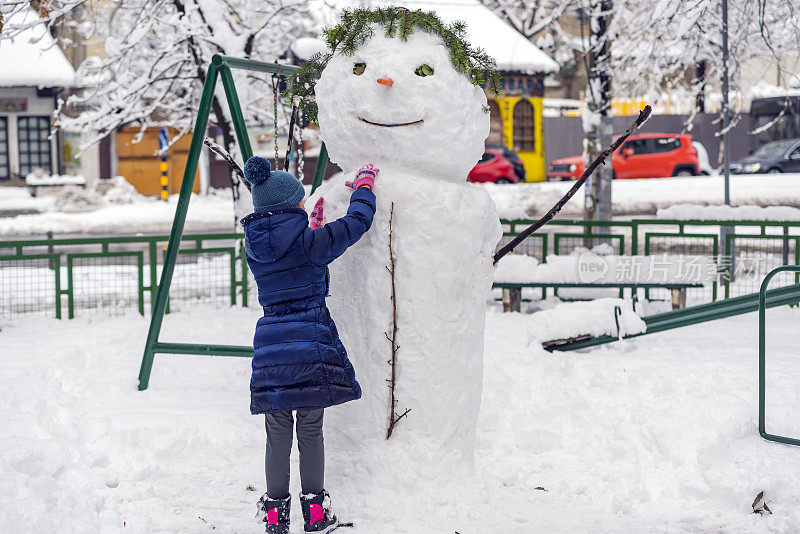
[240,156,378,534]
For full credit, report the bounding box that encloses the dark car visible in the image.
[486,144,526,182]
[730,138,800,174]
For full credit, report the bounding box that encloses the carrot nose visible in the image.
[377,77,393,87]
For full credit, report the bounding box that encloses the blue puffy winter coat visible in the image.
[241,187,376,414]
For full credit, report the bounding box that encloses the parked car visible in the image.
[729,138,800,174]
[468,148,519,184]
[546,133,701,180]
[486,144,526,182]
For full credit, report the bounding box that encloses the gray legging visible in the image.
[265,409,325,499]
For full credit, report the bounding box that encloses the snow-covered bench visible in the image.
[526,298,647,348]
[494,253,716,312]
[25,173,87,197]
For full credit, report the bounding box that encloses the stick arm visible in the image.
[492,105,652,265]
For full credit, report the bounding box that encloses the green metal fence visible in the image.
[2,218,799,321]
[500,218,800,304]
[0,233,247,320]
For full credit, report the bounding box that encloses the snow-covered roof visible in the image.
[386,0,559,75]
[0,8,76,88]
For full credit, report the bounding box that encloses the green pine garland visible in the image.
[285,6,501,124]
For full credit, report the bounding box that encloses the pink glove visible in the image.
[345,164,379,190]
[309,197,324,229]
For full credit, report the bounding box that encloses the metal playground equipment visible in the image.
[137,55,327,391]
[759,265,800,447]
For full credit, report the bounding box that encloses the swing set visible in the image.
[137,53,652,392]
[137,55,328,391]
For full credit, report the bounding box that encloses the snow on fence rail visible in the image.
[499,218,800,301]
[1,218,799,320]
[494,253,716,286]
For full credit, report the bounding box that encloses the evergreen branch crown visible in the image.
[285,6,501,123]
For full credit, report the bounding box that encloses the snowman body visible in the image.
[309,29,501,474]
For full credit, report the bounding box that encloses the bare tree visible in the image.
[482,0,800,111]
[1,0,315,223]
[478,0,572,39]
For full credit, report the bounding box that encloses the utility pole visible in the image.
[720,0,735,280]
[583,0,614,235]
[721,0,730,207]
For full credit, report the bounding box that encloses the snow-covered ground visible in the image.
[0,187,56,214]
[486,172,800,220]
[1,172,799,236]
[3,304,800,532]
[0,188,237,236]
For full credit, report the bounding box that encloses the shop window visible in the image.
[18,116,52,177]
[487,100,503,145]
[0,117,8,180]
[63,131,83,174]
[512,100,536,152]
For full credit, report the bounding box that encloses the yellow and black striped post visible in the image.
[160,154,169,201]
[158,128,169,201]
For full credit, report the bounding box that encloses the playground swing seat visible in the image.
[138,54,329,391]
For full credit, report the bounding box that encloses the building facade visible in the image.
[488,74,548,181]
[0,8,76,186]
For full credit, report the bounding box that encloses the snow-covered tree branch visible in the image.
[477,0,573,40]
[481,0,800,108]
[1,0,316,224]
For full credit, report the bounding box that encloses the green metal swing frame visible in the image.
[137,55,328,391]
[758,265,800,447]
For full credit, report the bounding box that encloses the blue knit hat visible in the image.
[243,156,305,212]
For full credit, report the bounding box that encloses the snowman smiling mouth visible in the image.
[358,116,424,127]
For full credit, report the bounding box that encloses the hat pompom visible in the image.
[244,156,271,186]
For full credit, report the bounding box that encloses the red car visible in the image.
[547,133,700,180]
[468,148,519,184]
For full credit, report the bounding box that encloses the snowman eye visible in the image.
[353,62,366,75]
[414,64,434,77]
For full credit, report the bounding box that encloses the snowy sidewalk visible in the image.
[2,305,800,532]
[485,172,800,220]
[2,172,800,236]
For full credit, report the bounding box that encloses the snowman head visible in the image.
[288,8,500,182]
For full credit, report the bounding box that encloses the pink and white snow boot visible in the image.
[300,490,339,533]
[256,494,290,534]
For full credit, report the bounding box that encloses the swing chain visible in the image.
[271,73,280,167]
[269,73,302,181]
[297,118,304,182]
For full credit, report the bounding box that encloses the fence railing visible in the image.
[2,218,799,320]
[0,233,248,320]
[500,218,800,303]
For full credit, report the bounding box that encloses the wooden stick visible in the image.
[202,137,250,191]
[492,105,652,265]
[385,203,410,439]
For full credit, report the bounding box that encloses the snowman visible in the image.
[302,10,502,479]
